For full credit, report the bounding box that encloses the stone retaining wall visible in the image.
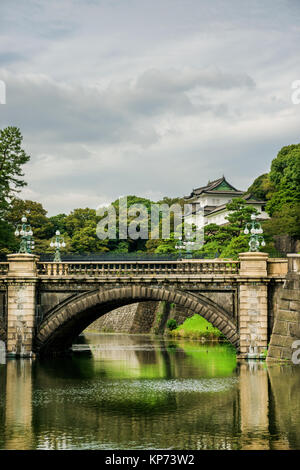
[267,255,300,362]
[87,301,158,334]
[267,283,282,338]
[86,301,195,335]
[274,235,300,255]
[0,321,5,342]
[0,292,6,342]
[85,289,237,336]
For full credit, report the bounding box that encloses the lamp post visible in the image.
[14,215,34,254]
[244,213,266,252]
[175,231,195,259]
[50,230,66,262]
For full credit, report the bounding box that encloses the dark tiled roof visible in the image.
[243,193,266,204]
[184,176,242,199]
[185,205,217,217]
[205,196,265,216]
[204,190,244,195]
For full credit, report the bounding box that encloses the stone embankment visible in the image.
[267,255,300,362]
[86,301,194,335]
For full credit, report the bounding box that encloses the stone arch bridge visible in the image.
[0,252,289,358]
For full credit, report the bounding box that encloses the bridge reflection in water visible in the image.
[0,334,299,450]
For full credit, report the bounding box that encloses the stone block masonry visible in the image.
[86,301,196,335]
[86,297,232,337]
[0,251,288,357]
[238,252,269,358]
[6,254,39,357]
[267,254,300,362]
[87,301,158,334]
[0,291,5,342]
[239,284,268,356]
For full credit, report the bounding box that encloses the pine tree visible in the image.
[0,127,30,216]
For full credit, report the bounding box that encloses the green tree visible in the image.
[154,234,177,254]
[110,195,153,252]
[220,234,249,258]
[246,173,274,201]
[256,143,300,241]
[6,199,53,238]
[157,196,185,208]
[0,127,30,215]
[70,220,109,253]
[263,203,300,239]
[198,198,259,259]
[0,220,18,254]
[64,208,98,236]
[266,144,300,216]
[203,223,232,248]
[225,198,258,235]
[145,238,161,253]
[48,213,68,233]
[4,199,55,253]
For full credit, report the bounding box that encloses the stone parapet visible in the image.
[267,259,288,276]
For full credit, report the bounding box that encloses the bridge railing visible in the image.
[267,258,288,276]
[0,263,8,276]
[0,258,288,278]
[36,260,240,277]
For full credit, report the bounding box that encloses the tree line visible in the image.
[0,126,299,258]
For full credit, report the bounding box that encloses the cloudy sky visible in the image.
[0,0,300,215]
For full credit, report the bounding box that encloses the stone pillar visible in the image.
[6,254,39,357]
[287,253,300,273]
[238,252,269,358]
[239,252,268,277]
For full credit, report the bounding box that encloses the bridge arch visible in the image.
[35,285,239,355]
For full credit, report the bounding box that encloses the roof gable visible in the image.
[184,176,242,199]
[211,179,238,192]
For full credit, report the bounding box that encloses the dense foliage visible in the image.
[247,144,300,240]
[194,198,258,259]
[0,125,299,257]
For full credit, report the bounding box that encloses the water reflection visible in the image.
[2,360,33,449]
[0,333,299,450]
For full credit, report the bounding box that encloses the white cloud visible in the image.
[0,0,300,214]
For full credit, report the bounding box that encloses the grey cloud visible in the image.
[136,68,255,93]
[0,0,300,215]
[1,66,255,147]
[0,52,25,65]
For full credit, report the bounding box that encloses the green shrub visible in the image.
[166,318,178,331]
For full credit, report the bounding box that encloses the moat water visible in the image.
[0,333,299,450]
